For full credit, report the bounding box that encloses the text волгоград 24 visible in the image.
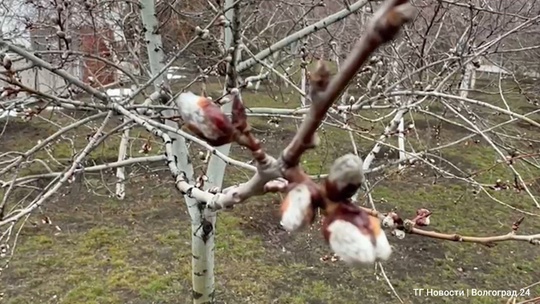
[413,288,531,298]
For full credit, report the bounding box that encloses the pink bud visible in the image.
[176,92,234,146]
[415,208,431,226]
[230,88,248,133]
[322,203,391,264]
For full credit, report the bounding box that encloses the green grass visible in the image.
[1,75,539,303]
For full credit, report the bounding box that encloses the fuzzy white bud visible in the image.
[280,183,314,232]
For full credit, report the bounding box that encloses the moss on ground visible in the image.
[1,77,540,303]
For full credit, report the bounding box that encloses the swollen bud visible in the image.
[280,183,317,232]
[175,92,234,146]
[217,15,229,27]
[309,60,331,95]
[230,88,248,133]
[414,208,431,227]
[1,53,12,70]
[322,203,391,264]
[324,154,364,201]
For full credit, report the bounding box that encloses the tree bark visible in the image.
[140,1,213,303]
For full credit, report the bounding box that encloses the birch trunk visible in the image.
[455,24,476,110]
[362,108,409,170]
[363,45,410,171]
[397,118,405,169]
[459,63,475,99]
[204,0,238,193]
[112,3,130,199]
[191,1,238,303]
[115,122,129,199]
[254,64,265,90]
[139,1,166,88]
[113,2,131,198]
[391,46,406,169]
[456,62,476,112]
[139,1,211,303]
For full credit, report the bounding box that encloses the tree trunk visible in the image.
[140,1,214,303]
[192,0,238,303]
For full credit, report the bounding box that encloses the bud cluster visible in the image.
[279,154,393,264]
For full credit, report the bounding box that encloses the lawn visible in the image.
[1,74,539,304]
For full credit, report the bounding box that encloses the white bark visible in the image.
[397,118,405,169]
[113,3,133,199]
[362,108,409,171]
[456,63,476,113]
[203,0,238,191]
[459,63,474,99]
[235,0,370,73]
[280,51,290,88]
[454,21,476,113]
[391,45,406,169]
[300,67,307,106]
[139,1,210,303]
[362,44,410,171]
[115,122,130,199]
[190,1,238,303]
[254,64,265,90]
[140,1,166,88]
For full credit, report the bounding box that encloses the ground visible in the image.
[1,74,539,304]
